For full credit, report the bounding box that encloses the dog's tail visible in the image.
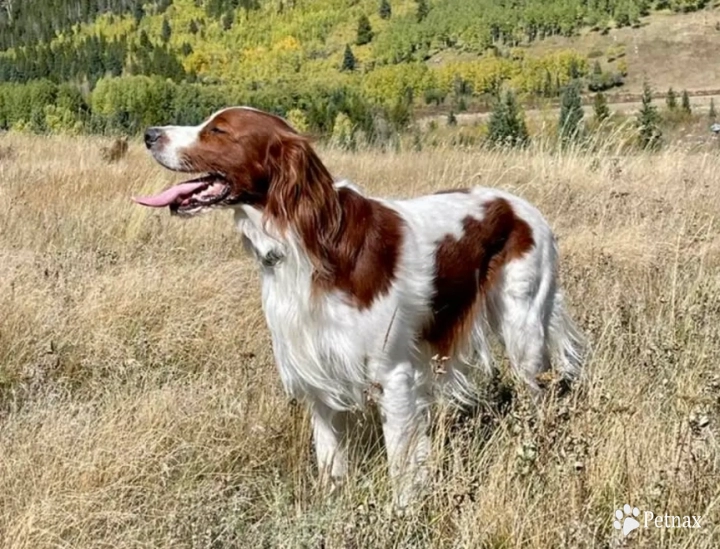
[549,290,587,381]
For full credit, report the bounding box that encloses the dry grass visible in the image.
[0,133,719,548]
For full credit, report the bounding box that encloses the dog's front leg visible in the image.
[310,400,348,492]
[378,361,431,509]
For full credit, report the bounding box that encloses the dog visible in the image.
[136,106,585,507]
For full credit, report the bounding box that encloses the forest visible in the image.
[0,0,712,138]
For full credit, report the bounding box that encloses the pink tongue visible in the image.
[132,181,208,208]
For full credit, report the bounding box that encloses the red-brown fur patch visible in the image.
[322,189,403,309]
[265,135,403,309]
[178,108,403,309]
[422,198,535,356]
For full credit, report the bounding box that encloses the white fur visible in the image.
[151,123,202,171]
[150,107,241,171]
[232,185,586,507]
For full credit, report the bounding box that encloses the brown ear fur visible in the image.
[265,132,342,276]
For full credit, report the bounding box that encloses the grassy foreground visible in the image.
[0,134,718,548]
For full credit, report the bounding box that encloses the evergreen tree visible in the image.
[161,18,172,43]
[665,87,677,110]
[592,60,602,75]
[636,81,662,150]
[709,98,717,122]
[416,0,429,22]
[356,14,373,45]
[133,2,145,25]
[239,0,261,20]
[542,70,555,98]
[681,89,691,115]
[379,0,391,19]
[87,38,104,80]
[447,110,457,126]
[593,92,610,123]
[222,11,234,30]
[189,19,199,34]
[558,80,584,144]
[341,44,356,72]
[139,30,152,50]
[487,90,529,148]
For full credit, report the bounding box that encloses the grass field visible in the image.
[0,134,719,548]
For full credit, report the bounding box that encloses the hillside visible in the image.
[0,0,718,136]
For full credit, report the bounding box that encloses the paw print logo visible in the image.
[613,504,641,536]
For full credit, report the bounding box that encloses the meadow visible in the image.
[0,134,719,548]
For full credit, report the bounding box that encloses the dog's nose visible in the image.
[144,127,162,149]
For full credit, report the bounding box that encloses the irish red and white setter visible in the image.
[136,106,585,507]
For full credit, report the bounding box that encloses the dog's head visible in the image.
[136,106,334,220]
[137,106,347,276]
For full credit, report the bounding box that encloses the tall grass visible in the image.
[0,133,718,548]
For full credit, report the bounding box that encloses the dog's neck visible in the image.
[234,205,287,269]
[232,180,366,272]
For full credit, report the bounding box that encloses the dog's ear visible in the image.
[265,132,341,276]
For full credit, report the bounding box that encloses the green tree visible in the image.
[487,90,529,148]
[379,0,391,19]
[416,0,429,22]
[709,98,717,121]
[239,0,260,20]
[341,44,356,72]
[139,30,152,49]
[593,91,610,123]
[681,89,691,115]
[222,11,234,30]
[133,2,145,25]
[614,0,640,27]
[665,87,677,110]
[356,14,373,45]
[636,81,662,150]
[161,18,172,44]
[331,112,356,149]
[558,80,584,144]
[447,110,457,126]
[189,19,199,34]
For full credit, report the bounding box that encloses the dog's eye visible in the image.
[209,127,226,135]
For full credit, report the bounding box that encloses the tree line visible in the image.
[0,76,395,140]
[0,0,174,50]
[0,35,189,87]
[483,81,713,151]
[0,0,713,145]
[370,0,710,64]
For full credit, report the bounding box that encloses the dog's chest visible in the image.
[259,263,370,408]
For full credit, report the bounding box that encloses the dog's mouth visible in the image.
[132,174,231,215]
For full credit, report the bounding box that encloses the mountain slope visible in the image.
[0,0,717,135]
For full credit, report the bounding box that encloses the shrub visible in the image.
[356,15,373,46]
[487,90,529,148]
[636,81,662,150]
[559,80,584,144]
[593,92,610,123]
[100,137,129,163]
[331,112,355,150]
